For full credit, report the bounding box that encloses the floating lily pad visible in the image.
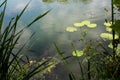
[87,23,97,28]
[74,22,84,27]
[108,43,120,50]
[72,50,84,57]
[66,27,77,32]
[100,33,119,40]
[106,27,112,32]
[104,22,112,27]
[108,43,113,49]
[82,20,90,25]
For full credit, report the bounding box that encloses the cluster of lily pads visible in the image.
[100,21,117,40]
[101,21,119,49]
[65,21,119,57]
[66,20,97,32]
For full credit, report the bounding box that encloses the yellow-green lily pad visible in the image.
[87,23,97,28]
[106,27,112,32]
[108,43,113,49]
[104,22,112,27]
[72,50,84,57]
[100,33,119,40]
[82,20,90,25]
[74,22,84,27]
[66,27,77,32]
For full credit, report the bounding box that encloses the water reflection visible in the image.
[42,0,67,3]
[42,0,54,3]
[42,0,92,4]
[4,0,111,57]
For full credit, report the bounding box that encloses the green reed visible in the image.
[0,0,51,80]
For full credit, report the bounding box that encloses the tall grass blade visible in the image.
[0,0,50,79]
[54,43,76,80]
[17,0,31,20]
[15,10,50,38]
[111,0,116,56]
[22,59,51,80]
[0,0,7,32]
[0,0,6,7]
[71,43,85,80]
[26,10,51,28]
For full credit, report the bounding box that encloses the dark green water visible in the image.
[3,0,111,57]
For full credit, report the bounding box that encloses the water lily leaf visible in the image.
[104,22,112,27]
[66,27,77,32]
[100,33,119,40]
[111,20,120,33]
[74,22,84,27]
[82,20,90,25]
[108,43,113,49]
[87,23,97,28]
[106,27,112,32]
[72,50,84,57]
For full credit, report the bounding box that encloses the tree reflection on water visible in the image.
[42,0,92,4]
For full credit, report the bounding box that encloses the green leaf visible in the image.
[108,43,113,49]
[72,50,84,57]
[100,33,119,40]
[116,44,120,56]
[26,10,51,28]
[113,0,120,5]
[111,20,120,33]
[87,23,97,28]
[81,20,90,25]
[104,21,112,27]
[73,22,84,27]
[66,27,77,32]
[106,27,112,32]
[104,22,112,27]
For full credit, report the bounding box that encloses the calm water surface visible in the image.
[3,0,111,57]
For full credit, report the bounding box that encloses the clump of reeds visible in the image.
[0,0,51,80]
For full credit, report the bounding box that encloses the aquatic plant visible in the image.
[66,20,97,33]
[0,0,52,80]
[56,0,120,80]
[72,50,84,57]
[100,33,118,40]
[66,27,77,32]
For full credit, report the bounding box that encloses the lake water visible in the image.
[3,0,111,57]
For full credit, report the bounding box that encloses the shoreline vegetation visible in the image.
[0,0,56,80]
[0,0,120,80]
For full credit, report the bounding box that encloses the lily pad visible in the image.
[72,50,84,57]
[106,27,112,32]
[104,22,112,27]
[108,43,113,49]
[87,23,97,28]
[66,27,77,32]
[74,22,84,27]
[100,33,119,40]
[82,20,90,25]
